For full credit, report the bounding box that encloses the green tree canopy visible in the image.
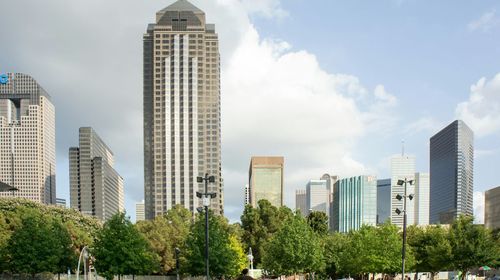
[307,211,329,235]
[407,225,451,277]
[6,208,74,276]
[184,211,246,278]
[448,215,498,280]
[262,213,323,276]
[93,212,157,280]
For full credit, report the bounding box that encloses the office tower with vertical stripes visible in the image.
[0,73,56,204]
[143,0,223,218]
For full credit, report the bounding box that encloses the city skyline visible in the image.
[0,0,499,222]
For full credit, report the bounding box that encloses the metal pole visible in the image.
[402,179,407,280]
[205,173,210,280]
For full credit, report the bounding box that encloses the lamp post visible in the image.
[247,247,254,270]
[395,178,414,280]
[196,173,217,280]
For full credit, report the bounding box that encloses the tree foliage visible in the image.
[93,212,157,280]
[307,211,329,235]
[184,211,246,278]
[240,200,293,266]
[262,213,323,276]
[6,208,74,276]
[448,215,497,280]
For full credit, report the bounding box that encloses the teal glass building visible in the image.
[332,175,377,232]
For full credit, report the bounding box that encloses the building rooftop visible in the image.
[159,0,203,13]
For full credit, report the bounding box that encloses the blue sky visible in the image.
[0,0,499,223]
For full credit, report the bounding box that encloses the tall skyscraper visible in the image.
[377,178,391,224]
[430,120,474,224]
[390,154,416,227]
[136,200,146,222]
[69,127,124,221]
[143,0,223,219]
[0,73,56,204]
[332,175,377,232]
[248,156,284,208]
[414,172,430,225]
[485,186,500,229]
[306,179,330,217]
[321,173,338,228]
[295,189,307,217]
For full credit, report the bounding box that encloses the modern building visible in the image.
[430,120,474,224]
[143,0,223,219]
[321,173,338,228]
[306,179,330,216]
[244,184,250,205]
[332,175,377,232]
[136,200,146,222]
[414,172,430,225]
[69,127,124,221]
[390,154,416,227]
[485,186,500,229]
[56,198,66,208]
[377,178,391,224]
[295,189,307,217]
[248,156,284,208]
[0,73,56,204]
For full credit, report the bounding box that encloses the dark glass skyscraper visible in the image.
[430,120,474,224]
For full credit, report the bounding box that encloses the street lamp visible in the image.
[196,173,217,280]
[395,178,414,280]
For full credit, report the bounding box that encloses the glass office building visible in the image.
[249,156,284,207]
[332,175,377,232]
[377,178,391,224]
[430,120,474,224]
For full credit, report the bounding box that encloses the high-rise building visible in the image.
[69,127,124,221]
[430,120,474,224]
[295,189,307,217]
[321,173,338,229]
[377,178,391,224]
[390,154,416,227]
[414,172,430,225]
[485,186,500,229]
[143,0,223,219]
[136,200,146,222]
[306,179,330,217]
[248,156,284,208]
[56,198,67,208]
[0,73,56,204]
[332,175,377,232]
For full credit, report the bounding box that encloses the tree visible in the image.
[449,215,497,280]
[7,209,74,277]
[323,232,350,279]
[307,211,329,235]
[407,225,451,279]
[262,213,323,276]
[136,205,192,274]
[240,200,294,266]
[93,213,157,280]
[184,211,246,278]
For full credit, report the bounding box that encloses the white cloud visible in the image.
[240,0,288,19]
[468,9,499,32]
[473,191,485,224]
[456,73,500,137]
[403,117,445,136]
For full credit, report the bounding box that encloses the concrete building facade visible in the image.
[248,156,284,208]
[295,189,307,217]
[332,175,377,233]
[414,172,430,225]
[143,0,223,219]
[485,186,500,229]
[136,201,146,222]
[430,120,474,224]
[391,155,416,227]
[0,73,56,204]
[70,127,124,221]
[306,179,330,217]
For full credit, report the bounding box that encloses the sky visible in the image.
[0,0,499,223]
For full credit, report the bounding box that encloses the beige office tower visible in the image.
[485,186,500,229]
[69,127,124,221]
[136,200,145,222]
[295,189,307,217]
[249,156,284,208]
[143,0,223,219]
[0,73,55,204]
